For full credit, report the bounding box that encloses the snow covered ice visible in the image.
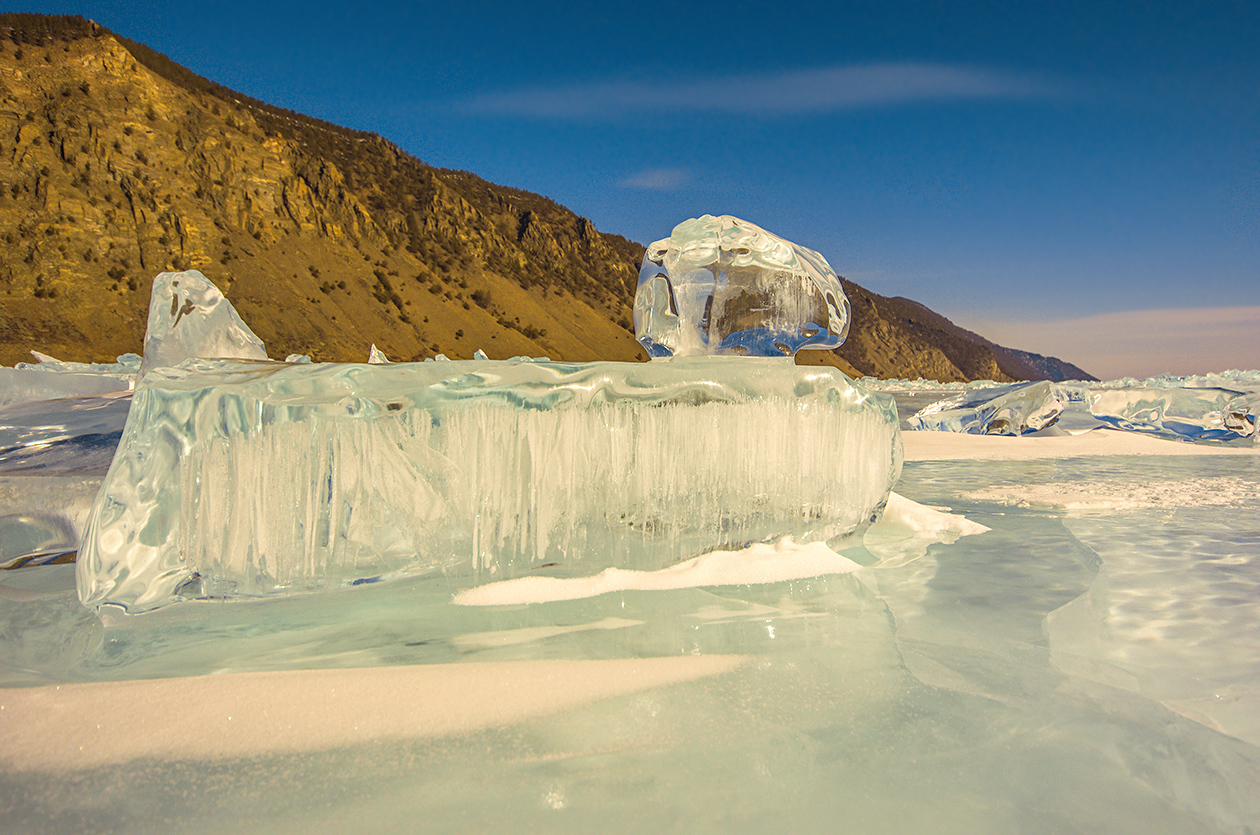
[634,214,851,358]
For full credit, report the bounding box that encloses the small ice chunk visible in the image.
[285,354,313,364]
[367,345,390,364]
[907,381,1072,435]
[138,270,267,378]
[473,349,489,360]
[634,215,851,358]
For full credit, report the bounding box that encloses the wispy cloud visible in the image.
[619,168,690,190]
[462,63,1060,120]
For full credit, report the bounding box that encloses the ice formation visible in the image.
[138,270,267,377]
[78,356,902,612]
[905,378,1258,443]
[1087,386,1258,442]
[0,367,130,408]
[19,351,142,378]
[634,215,851,358]
[907,381,1073,435]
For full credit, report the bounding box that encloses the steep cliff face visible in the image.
[0,16,642,365]
[0,14,1090,382]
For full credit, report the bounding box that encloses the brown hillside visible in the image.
[0,15,642,366]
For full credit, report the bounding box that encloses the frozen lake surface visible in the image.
[1,385,1259,834]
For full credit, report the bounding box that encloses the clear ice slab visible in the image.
[78,357,902,612]
[634,215,851,358]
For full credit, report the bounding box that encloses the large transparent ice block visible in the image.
[77,357,902,612]
[634,215,851,358]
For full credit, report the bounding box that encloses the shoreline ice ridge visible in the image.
[904,378,1259,443]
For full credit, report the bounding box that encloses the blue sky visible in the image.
[24,1,1260,376]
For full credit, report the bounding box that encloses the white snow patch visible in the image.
[880,491,990,537]
[452,537,864,607]
[453,493,992,606]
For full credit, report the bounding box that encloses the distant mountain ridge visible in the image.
[885,296,1096,382]
[0,13,1091,382]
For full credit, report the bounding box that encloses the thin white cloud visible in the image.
[964,306,1260,381]
[619,167,690,190]
[463,62,1061,119]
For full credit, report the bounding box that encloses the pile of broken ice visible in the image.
[905,377,1259,442]
[75,216,904,612]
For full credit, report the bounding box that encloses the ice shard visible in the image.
[138,270,267,378]
[907,381,1073,435]
[77,357,902,612]
[634,215,851,358]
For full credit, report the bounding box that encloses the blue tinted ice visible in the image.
[907,381,1072,435]
[78,357,902,612]
[139,270,268,377]
[905,377,1258,444]
[0,392,131,567]
[634,215,851,358]
[1088,386,1258,442]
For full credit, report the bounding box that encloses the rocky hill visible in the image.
[0,13,1091,382]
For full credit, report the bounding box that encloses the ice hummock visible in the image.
[906,377,1258,443]
[78,267,902,612]
[1087,386,1258,442]
[634,215,851,358]
[138,269,268,377]
[78,357,902,612]
[0,367,130,409]
[907,381,1073,435]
